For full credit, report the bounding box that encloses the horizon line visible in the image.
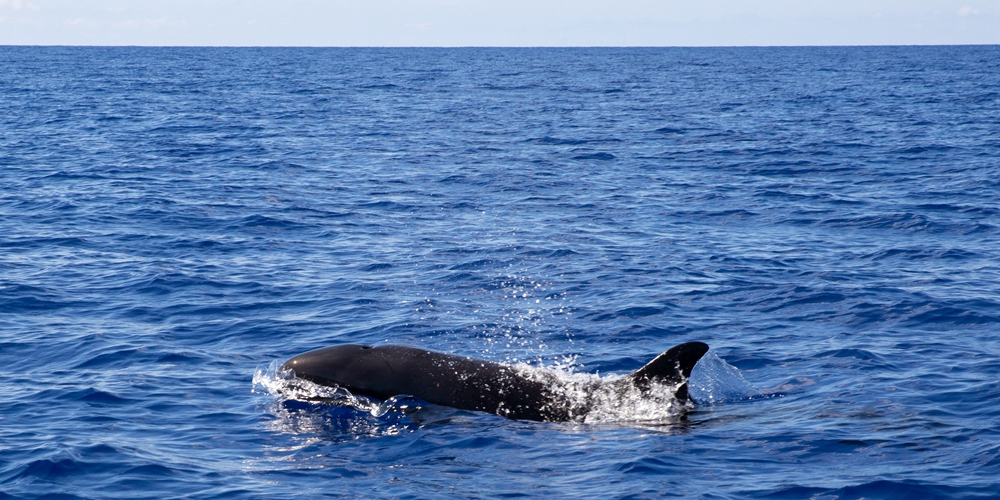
[3,43,999,48]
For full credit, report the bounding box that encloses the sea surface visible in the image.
[1,46,999,499]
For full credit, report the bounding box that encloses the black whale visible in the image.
[281,341,709,422]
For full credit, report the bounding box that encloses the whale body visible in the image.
[281,341,709,422]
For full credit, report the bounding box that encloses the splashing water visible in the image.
[688,351,764,404]
[253,361,358,404]
[253,360,425,416]
[510,364,691,424]
[253,361,429,438]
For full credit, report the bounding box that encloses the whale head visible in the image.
[280,344,383,390]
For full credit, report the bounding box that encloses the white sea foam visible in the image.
[512,364,690,424]
[253,361,425,438]
[253,360,369,409]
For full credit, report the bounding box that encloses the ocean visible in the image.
[1,45,999,499]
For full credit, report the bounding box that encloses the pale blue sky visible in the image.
[1,0,997,46]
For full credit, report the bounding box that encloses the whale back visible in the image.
[281,341,710,421]
[281,344,556,420]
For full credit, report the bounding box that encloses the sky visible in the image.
[0,0,997,46]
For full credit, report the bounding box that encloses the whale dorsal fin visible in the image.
[629,341,710,401]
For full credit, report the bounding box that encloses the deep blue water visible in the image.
[2,45,999,499]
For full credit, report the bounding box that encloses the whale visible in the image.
[281,341,710,422]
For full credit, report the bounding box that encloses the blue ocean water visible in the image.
[1,45,999,499]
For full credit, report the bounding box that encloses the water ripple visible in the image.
[1,45,999,499]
